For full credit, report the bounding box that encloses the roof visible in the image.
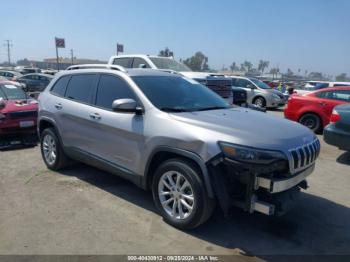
[311,86,350,93]
[60,67,181,78]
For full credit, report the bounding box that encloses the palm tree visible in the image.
[258,60,269,74]
[243,61,253,72]
[230,62,237,72]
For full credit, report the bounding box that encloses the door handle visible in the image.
[89,113,101,120]
[319,102,327,106]
[54,103,62,110]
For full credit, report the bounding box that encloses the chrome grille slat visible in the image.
[288,138,320,173]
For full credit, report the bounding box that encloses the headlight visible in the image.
[272,94,280,100]
[219,142,287,164]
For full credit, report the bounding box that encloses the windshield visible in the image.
[149,57,191,72]
[132,76,230,112]
[250,78,271,89]
[0,84,27,100]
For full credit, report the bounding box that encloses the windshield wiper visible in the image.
[160,107,190,112]
[196,106,229,111]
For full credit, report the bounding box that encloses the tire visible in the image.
[253,96,266,108]
[299,113,322,133]
[152,158,215,229]
[40,128,70,170]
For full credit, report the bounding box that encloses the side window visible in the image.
[236,79,252,88]
[315,91,325,98]
[51,75,71,96]
[95,75,137,110]
[65,74,97,103]
[132,58,150,68]
[333,90,350,102]
[113,58,132,68]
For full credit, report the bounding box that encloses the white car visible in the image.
[108,54,233,102]
[295,81,350,95]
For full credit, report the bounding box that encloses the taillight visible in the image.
[330,109,341,123]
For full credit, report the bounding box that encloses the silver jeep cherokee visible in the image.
[38,64,320,229]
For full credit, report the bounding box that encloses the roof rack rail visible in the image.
[66,64,127,73]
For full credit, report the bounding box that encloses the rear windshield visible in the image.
[0,84,26,100]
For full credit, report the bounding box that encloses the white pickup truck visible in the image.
[108,54,233,102]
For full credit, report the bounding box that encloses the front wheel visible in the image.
[253,97,266,108]
[152,159,214,229]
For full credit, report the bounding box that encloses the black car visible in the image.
[324,104,350,151]
[16,73,53,92]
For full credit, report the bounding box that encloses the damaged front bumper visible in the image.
[208,156,314,216]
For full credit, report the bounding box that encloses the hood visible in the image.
[266,88,284,96]
[169,107,316,151]
[0,99,38,113]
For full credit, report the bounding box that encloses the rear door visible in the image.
[316,90,349,121]
[58,74,99,153]
[87,74,145,173]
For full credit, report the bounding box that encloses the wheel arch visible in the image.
[143,146,214,198]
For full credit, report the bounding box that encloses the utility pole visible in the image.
[4,40,12,65]
[70,49,74,65]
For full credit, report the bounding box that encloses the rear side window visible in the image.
[321,90,350,102]
[95,75,137,110]
[113,58,132,68]
[65,74,97,103]
[132,58,150,68]
[51,75,70,96]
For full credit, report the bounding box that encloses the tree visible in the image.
[158,47,174,57]
[269,68,279,79]
[243,61,253,72]
[287,68,294,76]
[258,60,269,74]
[17,58,31,66]
[308,72,324,80]
[230,62,237,72]
[183,52,209,71]
[335,73,349,82]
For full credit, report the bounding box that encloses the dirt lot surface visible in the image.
[1,109,349,260]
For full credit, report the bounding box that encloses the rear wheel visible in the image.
[40,128,70,170]
[152,159,214,229]
[299,113,322,133]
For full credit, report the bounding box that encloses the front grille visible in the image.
[289,138,320,173]
[8,110,38,119]
[206,79,232,98]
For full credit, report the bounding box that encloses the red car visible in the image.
[0,80,38,149]
[284,86,350,133]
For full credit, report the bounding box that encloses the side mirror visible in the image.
[247,84,255,90]
[112,98,143,114]
[138,64,147,69]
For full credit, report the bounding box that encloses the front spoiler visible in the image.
[257,165,314,193]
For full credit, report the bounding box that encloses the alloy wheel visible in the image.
[42,134,57,165]
[158,171,195,220]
